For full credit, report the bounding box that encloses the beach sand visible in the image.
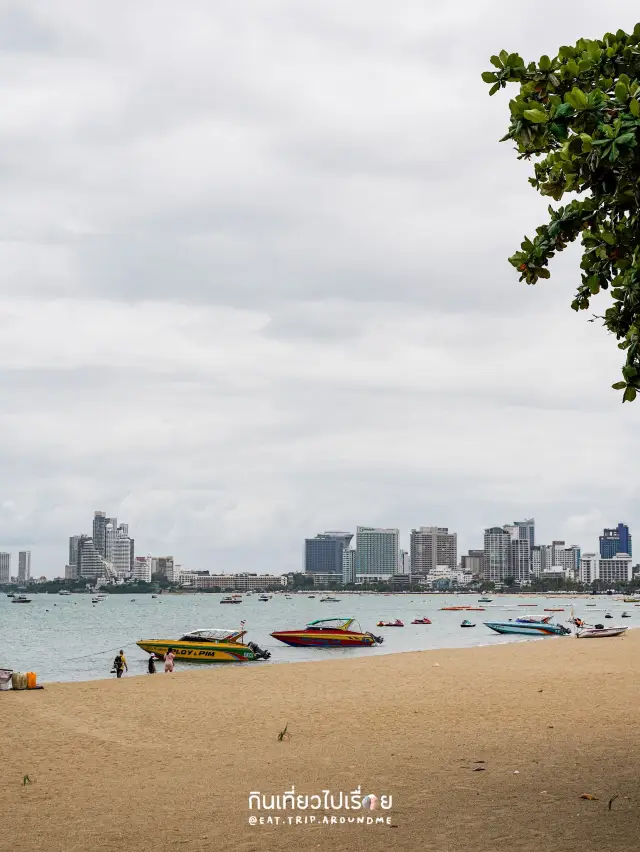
[2,632,640,852]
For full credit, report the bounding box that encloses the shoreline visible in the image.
[3,632,640,851]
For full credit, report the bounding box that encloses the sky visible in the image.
[0,1,639,578]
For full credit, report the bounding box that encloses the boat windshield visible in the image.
[306,618,359,632]
[179,629,245,643]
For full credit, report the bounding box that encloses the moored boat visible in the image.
[516,615,552,624]
[137,628,271,662]
[11,594,32,604]
[377,619,404,627]
[411,617,432,625]
[478,597,492,603]
[220,597,241,604]
[484,621,571,636]
[271,617,383,648]
[576,625,628,638]
[460,619,475,628]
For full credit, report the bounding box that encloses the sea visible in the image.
[0,591,634,683]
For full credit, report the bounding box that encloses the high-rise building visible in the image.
[0,553,11,584]
[599,523,632,559]
[482,527,511,583]
[132,556,152,583]
[151,556,174,578]
[580,553,632,584]
[305,532,353,577]
[78,536,115,580]
[461,549,484,575]
[398,549,411,575]
[342,548,356,584]
[508,539,531,584]
[551,541,580,573]
[18,551,31,583]
[92,511,118,559]
[113,525,133,579]
[410,527,457,575]
[512,518,535,548]
[355,527,399,581]
[69,535,82,570]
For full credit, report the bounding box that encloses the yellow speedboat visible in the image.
[137,628,270,663]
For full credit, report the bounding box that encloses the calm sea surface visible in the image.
[0,592,634,683]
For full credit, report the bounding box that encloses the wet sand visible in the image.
[2,631,640,852]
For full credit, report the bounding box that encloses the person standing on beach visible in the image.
[164,648,175,673]
[113,650,128,678]
[148,655,156,674]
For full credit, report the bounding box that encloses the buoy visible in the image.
[26,672,37,690]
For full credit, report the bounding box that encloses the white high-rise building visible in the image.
[342,549,356,585]
[483,527,511,582]
[0,553,11,584]
[132,556,152,583]
[508,539,531,585]
[18,551,31,583]
[355,527,399,582]
[579,553,632,584]
[410,527,457,575]
[113,525,133,579]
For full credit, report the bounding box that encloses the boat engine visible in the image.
[369,633,384,645]
[559,625,572,635]
[247,641,271,660]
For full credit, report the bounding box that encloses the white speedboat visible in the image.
[576,625,628,638]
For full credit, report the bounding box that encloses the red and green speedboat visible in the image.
[271,618,383,648]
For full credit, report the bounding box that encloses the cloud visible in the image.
[0,0,638,575]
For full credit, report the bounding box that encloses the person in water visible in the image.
[113,650,128,678]
[164,648,175,673]
[148,655,156,674]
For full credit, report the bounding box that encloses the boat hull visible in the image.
[271,629,376,648]
[484,622,569,636]
[576,627,628,638]
[136,640,257,662]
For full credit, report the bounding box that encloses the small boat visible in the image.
[621,611,631,618]
[376,619,404,627]
[518,604,538,607]
[623,598,640,603]
[460,620,475,628]
[6,592,15,598]
[220,597,242,604]
[586,603,597,606]
[605,612,613,619]
[137,628,271,662]
[576,625,628,638]
[59,590,72,596]
[320,597,341,602]
[440,606,468,611]
[478,597,492,603]
[411,617,432,625]
[271,618,383,648]
[464,607,485,612]
[11,594,32,604]
[151,594,158,599]
[484,621,571,636]
[258,596,270,602]
[308,595,316,599]
[544,608,564,612]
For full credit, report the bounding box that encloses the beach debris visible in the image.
[277,723,291,742]
[608,794,619,810]
[472,767,486,772]
[580,793,598,800]
[514,771,520,774]
[23,775,31,786]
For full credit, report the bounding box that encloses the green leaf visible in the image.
[630,98,640,117]
[559,45,575,59]
[616,132,636,146]
[523,108,548,123]
[554,102,574,118]
[490,55,503,68]
[537,268,551,279]
[539,54,551,71]
[482,71,499,83]
[612,381,627,389]
[623,386,637,402]
[601,232,616,245]
[615,81,629,101]
[489,82,500,96]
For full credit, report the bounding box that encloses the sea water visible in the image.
[0,592,630,683]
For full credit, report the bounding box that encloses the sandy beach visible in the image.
[2,633,640,852]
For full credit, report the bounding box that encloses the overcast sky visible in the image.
[1,1,638,578]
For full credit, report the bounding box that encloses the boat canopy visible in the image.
[179,629,245,643]
[306,618,358,631]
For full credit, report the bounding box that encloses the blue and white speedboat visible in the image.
[484,621,571,637]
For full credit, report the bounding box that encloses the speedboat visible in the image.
[460,619,475,628]
[308,595,316,599]
[605,612,613,619]
[258,596,270,602]
[411,617,432,625]
[576,625,628,638]
[484,621,571,636]
[621,611,631,618]
[6,592,15,598]
[478,597,492,603]
[220,597,241,604]
[376,619,404,627]
[624,598,640,603]
[271,618,383,648]
[320,597,341,602]
[59,590,72,596]
[137,628,271,662]
[11,594,32,604]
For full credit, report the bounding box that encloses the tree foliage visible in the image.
[484,24,640,401]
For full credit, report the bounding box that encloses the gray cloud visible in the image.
[0,0,638,576]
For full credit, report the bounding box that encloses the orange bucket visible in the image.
[26,672,37,689]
